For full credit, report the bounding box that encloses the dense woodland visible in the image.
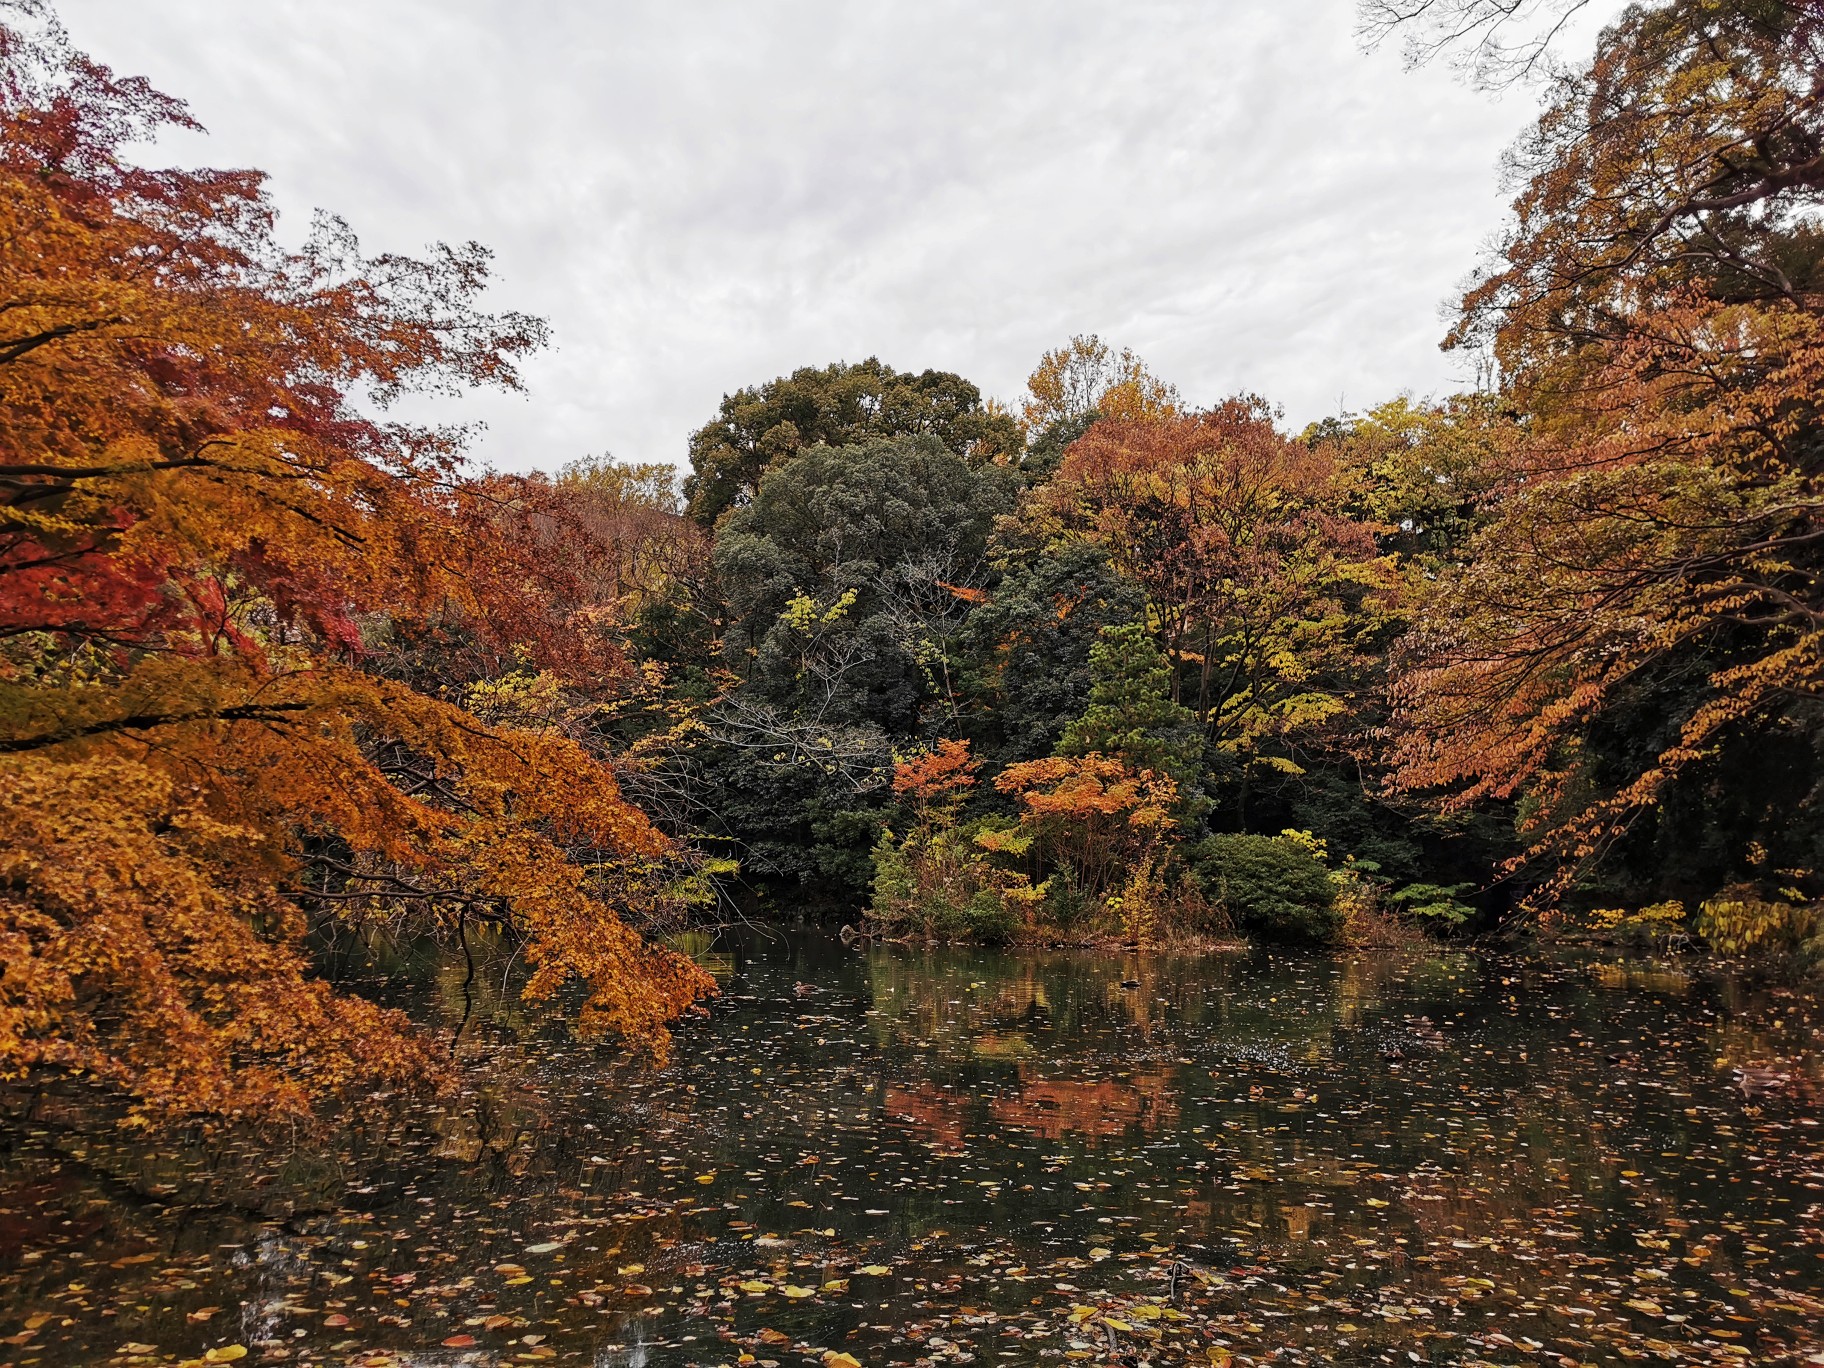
[2,0,1823,1126]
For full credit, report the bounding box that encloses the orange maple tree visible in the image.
[0,13,713,1124]
[891,737,981,836]
[992,754,1178,896]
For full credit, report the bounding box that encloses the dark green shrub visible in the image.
[1189,834,1341,945]
[964,890,1020,946]
[1039,867,1094,932]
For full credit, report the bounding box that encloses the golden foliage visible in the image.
[1021,334,1180,432]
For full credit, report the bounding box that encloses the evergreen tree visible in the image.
[1059,623,1203,796]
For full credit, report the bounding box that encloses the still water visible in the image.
[2,933,1822,1367]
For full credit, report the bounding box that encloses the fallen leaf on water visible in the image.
[441,1335,477,1349]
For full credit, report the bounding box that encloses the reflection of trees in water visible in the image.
[862,943,1254,1051]
[989,1065,1180,1140]
[884,1063,1180,1144]
[882,1082,969,1148]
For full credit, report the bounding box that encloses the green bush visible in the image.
[964,890,1020,945]
[1189,834,1342,945]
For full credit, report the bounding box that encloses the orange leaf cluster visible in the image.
[993,754,1177,895]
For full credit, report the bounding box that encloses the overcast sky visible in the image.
[62,2,1602,475]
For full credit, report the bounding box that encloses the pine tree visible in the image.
[1059,623,1203,794]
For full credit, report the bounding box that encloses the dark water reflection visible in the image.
[3,933,1823,1367]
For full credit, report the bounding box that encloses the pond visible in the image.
[3,932,1823,1367]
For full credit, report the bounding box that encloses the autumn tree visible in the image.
[1380,0,1824,911]
[0,12,713,1124]
[1021,334,1181,433]
[992,755,1178,899]
[1040,403,1389,801]
[893,737,981,838]
[1310,394,1515,568]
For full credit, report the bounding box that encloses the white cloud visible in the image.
[58,0,1598,472]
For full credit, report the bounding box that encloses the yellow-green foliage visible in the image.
[1697,888,1823,960]
[1589,900,1686,933]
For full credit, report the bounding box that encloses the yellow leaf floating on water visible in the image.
[1365,1198,1389,1208]
[780,1285,816,1298]
[738,1280,771,1293]
[855,1265,892,1276]
[203,1350,247,1364]
[697,1173,717,1184]
[823,1354,863,1368]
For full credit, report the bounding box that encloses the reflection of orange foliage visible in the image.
[989,1066,1178,1140]
[884,1082,968,1147]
